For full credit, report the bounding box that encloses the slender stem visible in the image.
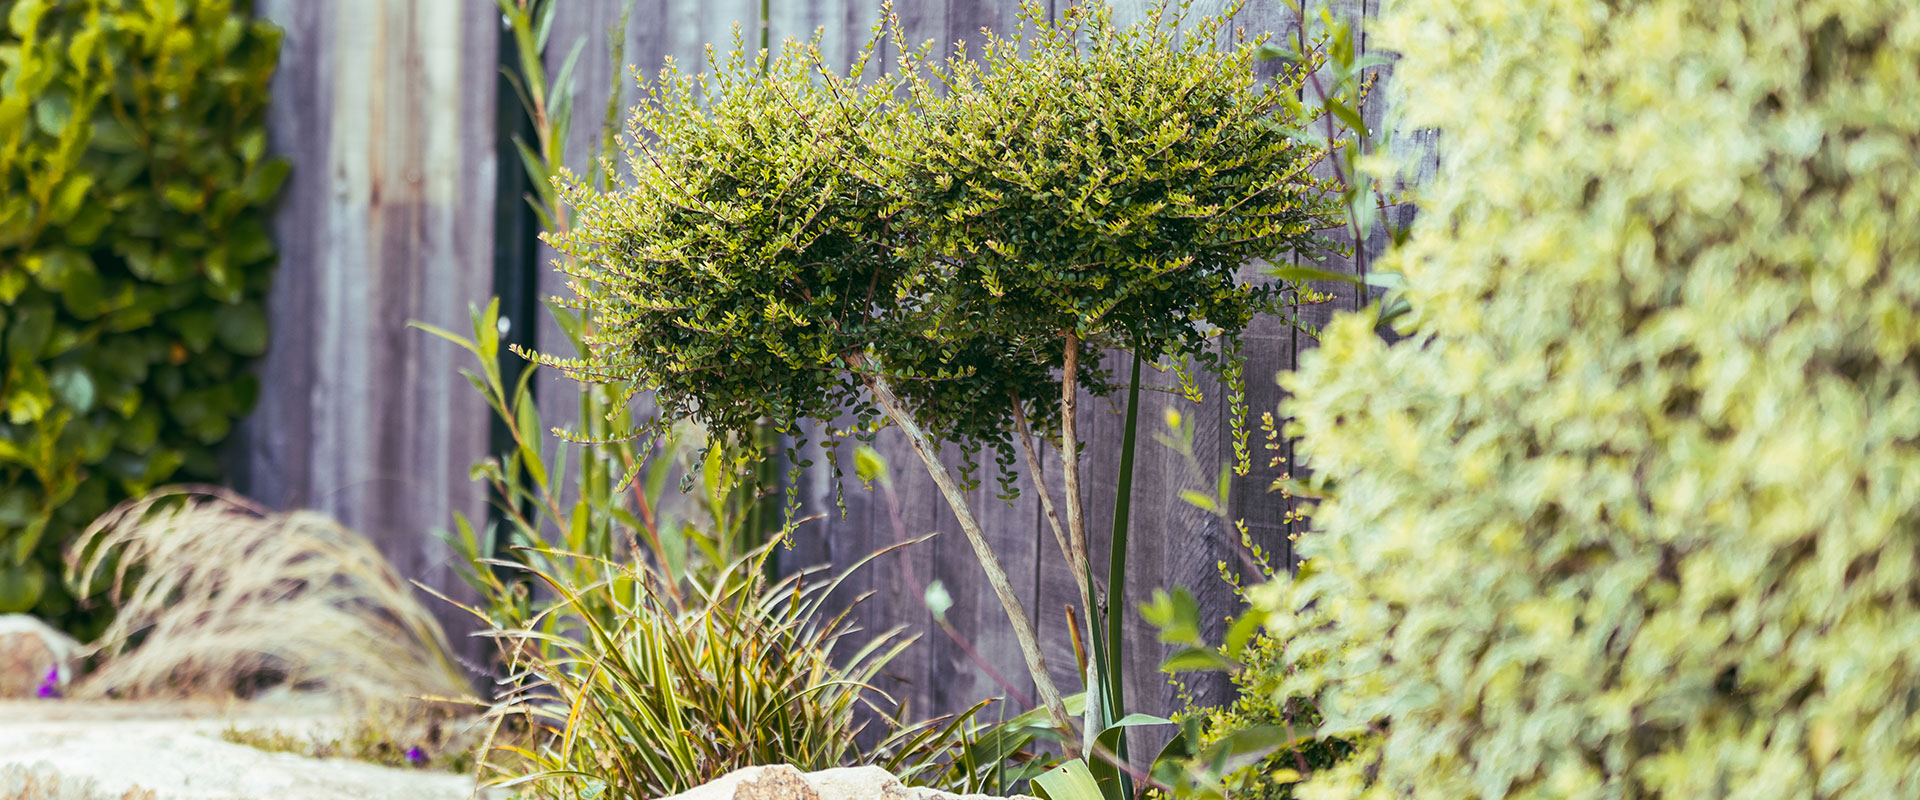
[620,447,681,606]
[1013,399,1080,595]
[850,354,1080,751]
[1105,351,1143,797]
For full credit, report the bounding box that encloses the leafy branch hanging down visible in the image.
[542,1,1343,748]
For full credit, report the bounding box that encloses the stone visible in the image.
[0,700,504,799]
[1,762,156,800]
[660,765,1037,800]
[734,765,823,800]
[0,615,81,698]
[796,767,907,800]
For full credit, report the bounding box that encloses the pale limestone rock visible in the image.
[0,615,80,698]
[661,764,1036,800]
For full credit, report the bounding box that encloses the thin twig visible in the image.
[847,352,1081,753]
[1012,399,1076,583]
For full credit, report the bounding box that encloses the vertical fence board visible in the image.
[928,0,1056,722]
[240,0,497,667]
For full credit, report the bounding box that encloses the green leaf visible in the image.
[1142,587,1202,647]
[62,206,111,248]
[853,444,889,488]
[243,158,291,205]
[172,307,216,352]
[1269,265,1364,287]
[408,320,482,358]
[1223,610,1265,658]
[1103,351,1143,789]
[1325,98,1369,139]
[163,181,204,212]
[214,301,269,356]
[0,269,25,303]
[0,486,38,528]
[0,562,47,613]
[1177,489,1219,514]
[7,305,52,363]
[48,363,95,412]
[25,247,89,292]
[122,403,162,453]
[49,174,93,223]
[89,113,138,152]
[8,0,47,38]
[1161,647,1240,673]
[239,128,266,165]
[515,397,548,489]
[229,218,275,265]
[1199,724,1309,777]
[32,89,72,136]
[1032,759,1102,800]
[549,39,587,146]
[1365,271,1405,290]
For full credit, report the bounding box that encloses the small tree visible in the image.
[546,2,1339,741]
[879,0,1338,678]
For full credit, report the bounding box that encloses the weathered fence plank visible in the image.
[238,0,498,665]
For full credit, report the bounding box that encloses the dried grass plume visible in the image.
[66,487,472,702]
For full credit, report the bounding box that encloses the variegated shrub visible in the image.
[1271,0,1920,798]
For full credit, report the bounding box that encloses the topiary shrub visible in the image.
[0,0,286,633]
[548,3,1340,739]
[1269,0,1920,797]
[546,6,1322,744]
[877,2,1337,470]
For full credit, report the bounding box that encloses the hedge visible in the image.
[1273,0,1920,797]
[0,0,285,634]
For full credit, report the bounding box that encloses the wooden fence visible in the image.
[230,0,497,646]
[235,0,1427,728]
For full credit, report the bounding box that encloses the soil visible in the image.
[0,699,493,800]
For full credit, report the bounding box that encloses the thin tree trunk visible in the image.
[1059,332,1102,758]
[849,354,1080,750]
[1061,334,1089,588]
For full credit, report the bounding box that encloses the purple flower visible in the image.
[34,666,59,699]
[405,746,426,766]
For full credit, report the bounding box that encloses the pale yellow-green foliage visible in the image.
[1270,0,1920,798]
[67,489,471,703]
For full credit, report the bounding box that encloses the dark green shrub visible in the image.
[1271,0,1920,797]
[0,0,286,631]
[433,8,992,796]
[876,2,1339,465]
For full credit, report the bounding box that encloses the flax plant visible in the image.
[471,542,964,799]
